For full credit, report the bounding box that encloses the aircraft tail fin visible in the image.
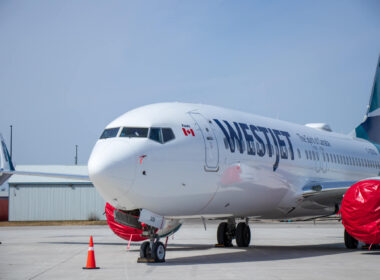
[0,134,14,185]
[355,55,380,145]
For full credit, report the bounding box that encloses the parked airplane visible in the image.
[1,56,379,262]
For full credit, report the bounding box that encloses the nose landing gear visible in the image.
[137,227,166,263]
[139,240,166,262]
[216,218,251,247]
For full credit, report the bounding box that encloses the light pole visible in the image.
[9,125,13,161]
[75,145,78,165]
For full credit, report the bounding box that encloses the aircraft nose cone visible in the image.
[88,140,137,208]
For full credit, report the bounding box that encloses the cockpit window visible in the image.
[149,128,163,143]
[162,128,175,143]
[149,128,175,144]
[120,127,149,138]
[100,127,120,139]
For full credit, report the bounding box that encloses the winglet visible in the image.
[0,134,14,185]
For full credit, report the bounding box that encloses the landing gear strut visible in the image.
[138,227,166,263]
[216,218,251,247]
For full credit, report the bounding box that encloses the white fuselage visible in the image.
[88,103,380,219]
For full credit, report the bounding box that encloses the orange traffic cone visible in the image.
[83,236,99,269]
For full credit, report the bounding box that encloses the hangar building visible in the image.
[8,165,106,221]
[0,182,8,221]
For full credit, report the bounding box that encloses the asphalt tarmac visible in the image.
[0,220,378,280]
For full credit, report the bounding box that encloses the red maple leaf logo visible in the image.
[182,128,195,136]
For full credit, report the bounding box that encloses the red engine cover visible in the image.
[105,203,147,242]
[340,179,380,245]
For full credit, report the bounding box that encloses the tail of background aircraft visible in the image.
[355,55,380,145]
[0,134,14,185]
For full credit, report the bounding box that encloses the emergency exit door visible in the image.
[189,112,219,171]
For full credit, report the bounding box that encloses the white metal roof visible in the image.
[8,165,90,184]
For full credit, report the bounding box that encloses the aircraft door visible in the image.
[312,146,325,173]
[319,147,327,173]
[189,112,219,172]
[312,146,321,173]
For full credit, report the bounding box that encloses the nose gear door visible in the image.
[189,112,219,172]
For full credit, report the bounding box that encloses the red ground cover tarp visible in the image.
[105,203,146,242]
[340,180,380,244]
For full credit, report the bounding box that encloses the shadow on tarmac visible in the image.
[41,240,379,265]
[40,241,128,246]
[152,243,352,265]
[361,251,380,255]
[41,241,213,252]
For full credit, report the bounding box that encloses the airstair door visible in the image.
[189,112,219,171]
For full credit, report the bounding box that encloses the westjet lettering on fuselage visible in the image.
[213,119,294,171]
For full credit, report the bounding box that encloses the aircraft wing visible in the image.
[1,170,90,182]
[300,180,357,207]
[0,134,90,184]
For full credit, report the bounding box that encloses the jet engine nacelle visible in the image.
[340,179,380,245]
[105,203,182,242]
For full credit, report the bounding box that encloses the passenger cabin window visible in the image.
[100,127,120,139]
[120,127,148,138]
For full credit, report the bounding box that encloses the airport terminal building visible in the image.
[7,165,106,221]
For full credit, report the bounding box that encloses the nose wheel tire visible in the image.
[217,222,233,247]
[236,222,251,247]
[139,241,166,262]
[344,229,358,249]
[152,241,166,262]
[140,241,151,258]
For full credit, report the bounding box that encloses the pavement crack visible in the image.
[28,247,84,280]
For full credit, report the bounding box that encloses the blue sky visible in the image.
[0,0,380,166]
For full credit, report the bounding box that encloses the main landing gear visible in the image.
[344,229,380,250]
[138,227,166,263]
[344,229,358,249]
[216,218,251,247]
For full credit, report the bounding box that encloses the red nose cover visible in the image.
[105,203,147,242]
[340,180,380,244]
